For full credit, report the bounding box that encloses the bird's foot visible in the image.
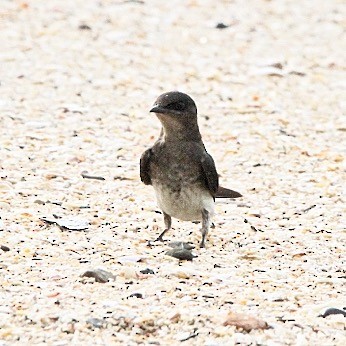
[154,235,165,242]
[153,229,169,242]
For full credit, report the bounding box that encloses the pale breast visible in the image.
[153,183,214,221]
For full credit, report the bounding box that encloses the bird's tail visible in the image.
[216,186,242,198]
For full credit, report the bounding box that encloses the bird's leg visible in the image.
[200,209,211,248]
[155,211,172,242]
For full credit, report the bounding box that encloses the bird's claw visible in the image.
[153,228,169,243]
[154,235,165,242]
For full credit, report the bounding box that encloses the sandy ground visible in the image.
[0,0,345,345]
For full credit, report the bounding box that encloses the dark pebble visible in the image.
[1,245,10,252]
[79,24,92,30]
[215,22,229,29]
[128,293,143,299]
[319,308,346,318]
[81,269,116,283]
[289,71,306,76]
[140,268,155,275]
[166,248,195,261]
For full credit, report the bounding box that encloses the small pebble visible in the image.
[78,24,92,30]
[140,268,155,275]
[215,22,229,29]
[128,293,143,299]
[319,308,346,318]
[166,248,196,261]
[1,245,10,252]
[81,269,116,283]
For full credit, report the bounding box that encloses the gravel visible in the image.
[0,0,345,344]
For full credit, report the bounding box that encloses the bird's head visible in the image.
[150,91,197,119]
[150,91,200,140]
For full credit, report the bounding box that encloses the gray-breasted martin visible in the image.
[140,91,242,248]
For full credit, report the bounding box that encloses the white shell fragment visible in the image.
[41,216,90,230]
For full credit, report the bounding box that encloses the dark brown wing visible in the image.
[140,148,152,185]
[200,153,219,198]
[216,186,242,198]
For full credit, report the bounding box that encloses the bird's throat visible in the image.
[158,117,202,142]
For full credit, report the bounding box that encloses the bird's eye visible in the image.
[165,101,186,111]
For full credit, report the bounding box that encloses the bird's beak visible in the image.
[150,105,166,114]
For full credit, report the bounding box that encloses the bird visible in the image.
[140,91,242,248]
